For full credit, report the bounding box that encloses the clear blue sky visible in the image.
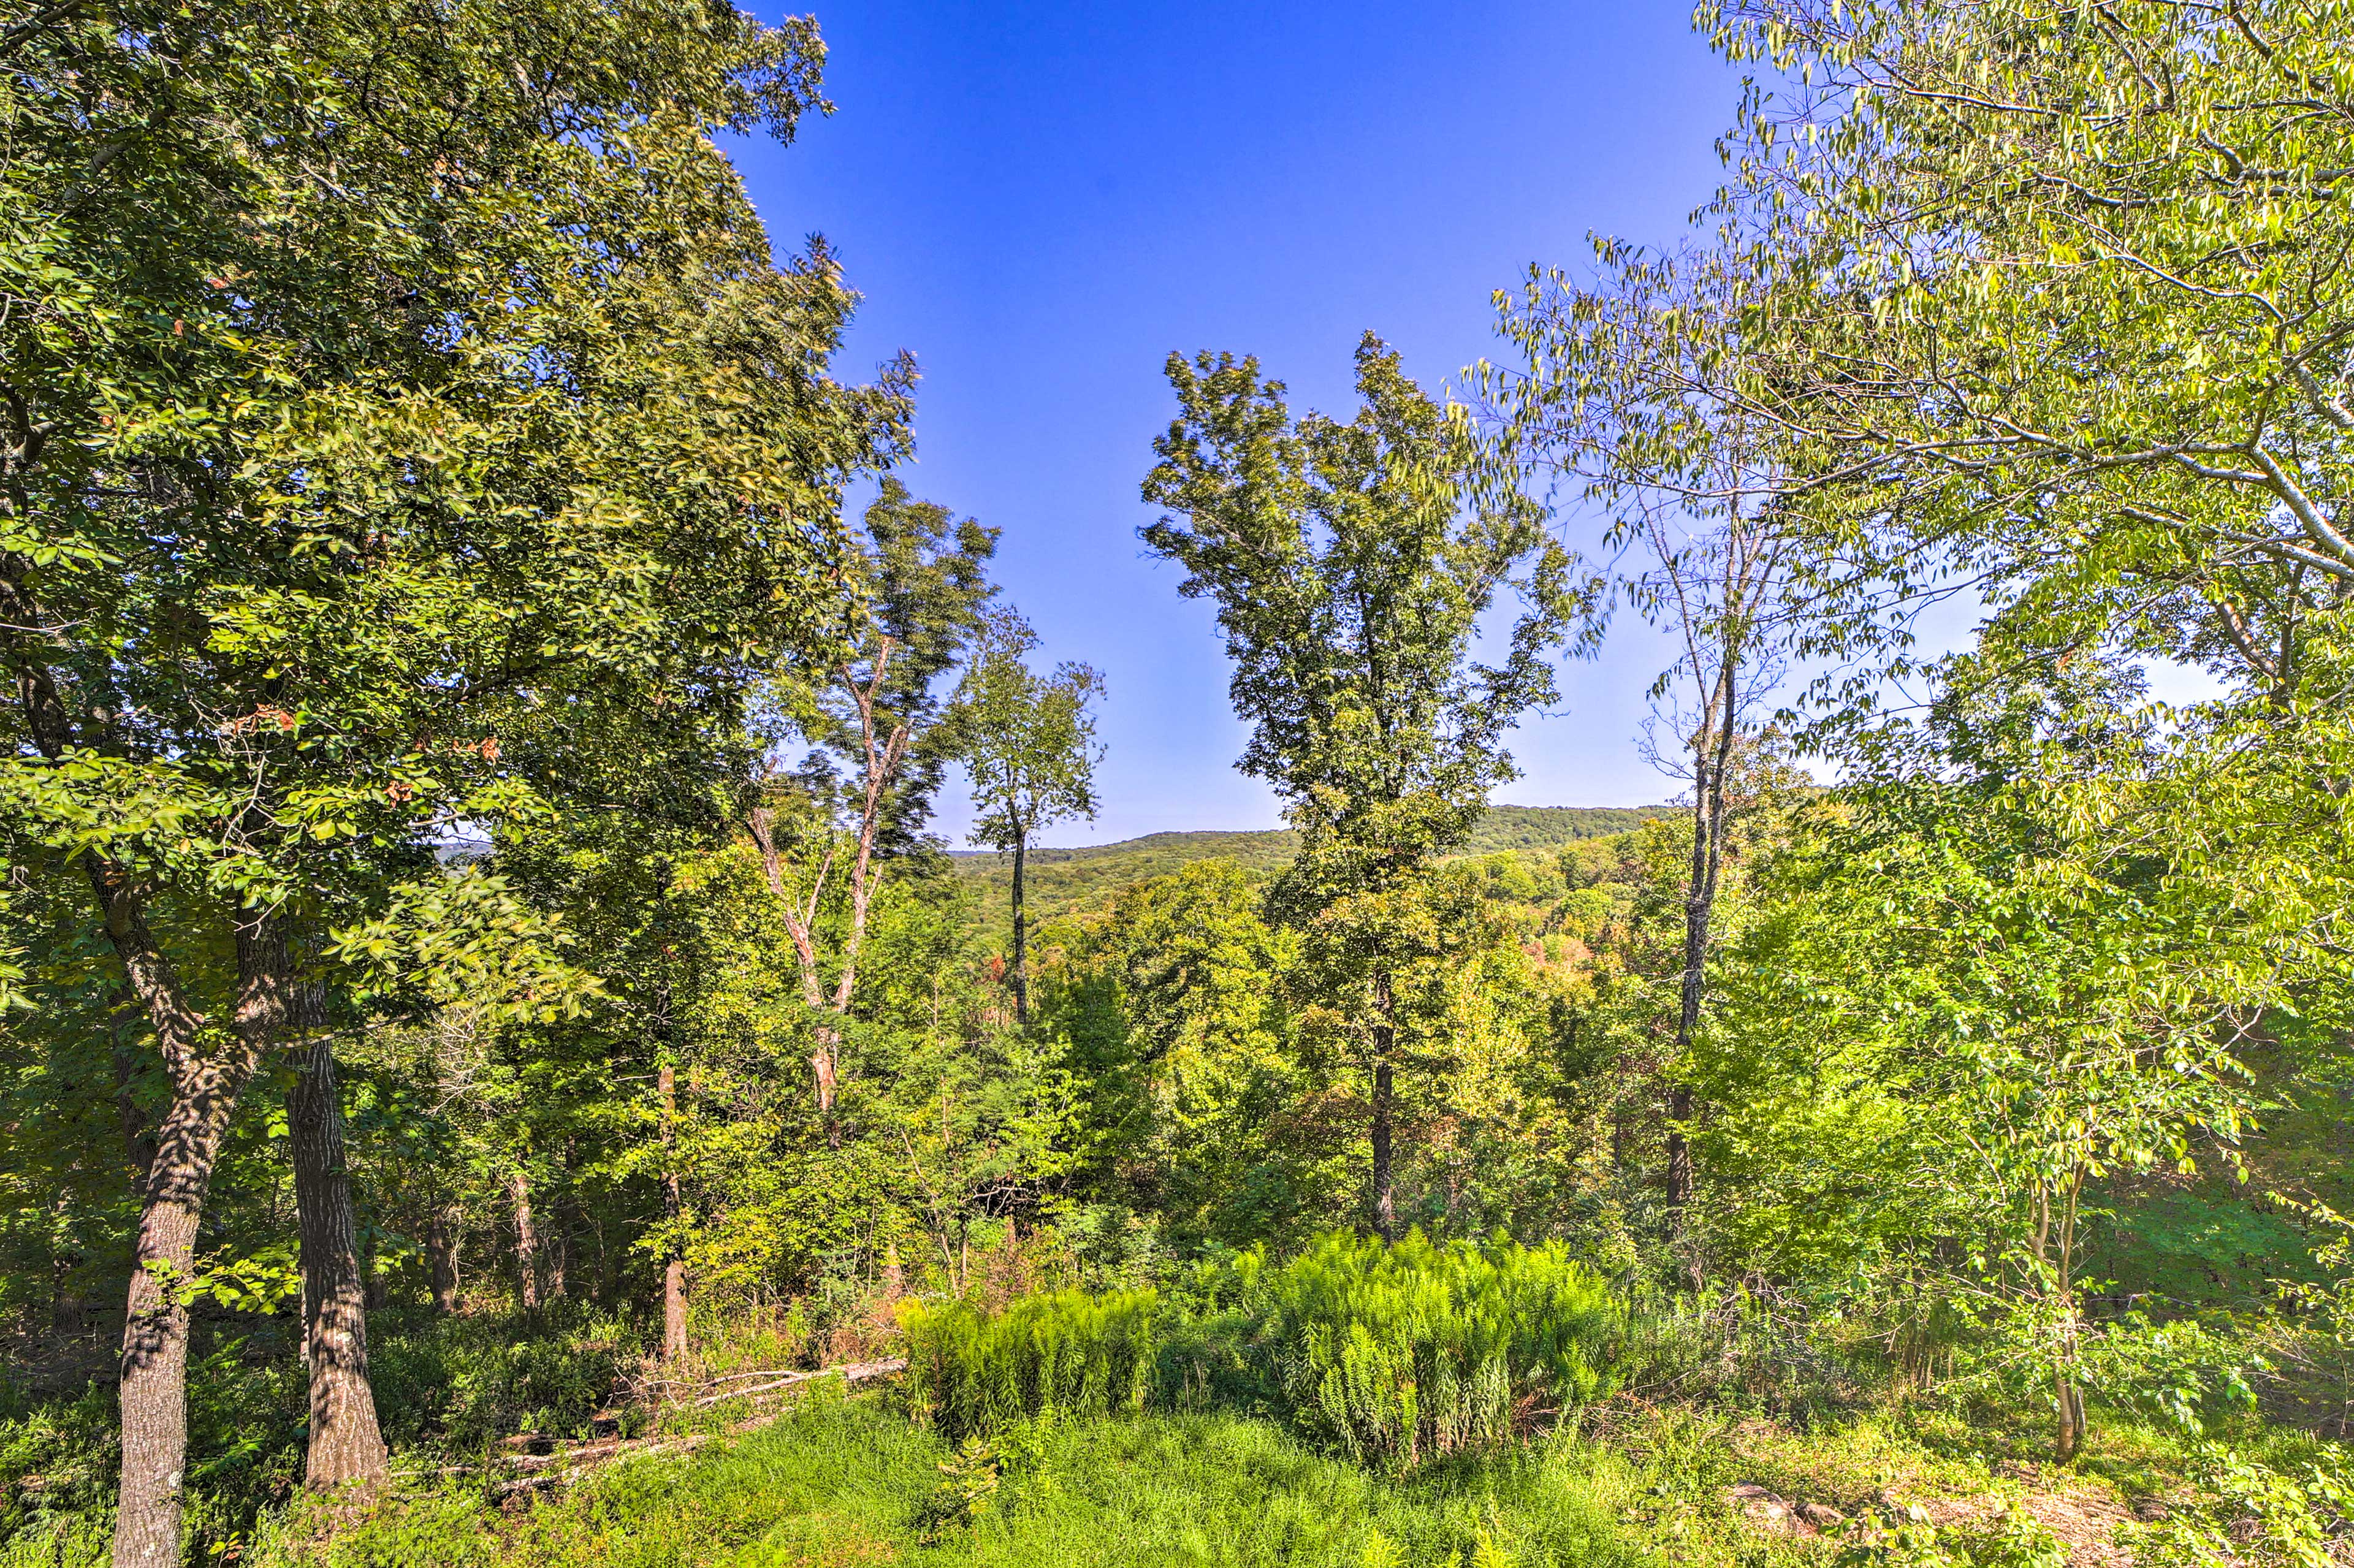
[731,2,1743,844]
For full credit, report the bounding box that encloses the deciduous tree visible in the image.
[954,609,1105,1022]
[1142,333,1588,1237]
[0,1,905,1555]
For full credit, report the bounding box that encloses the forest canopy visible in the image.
[4,2,2353,1566]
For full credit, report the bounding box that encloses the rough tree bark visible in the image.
[511,1167,539,1312]
[107,901,275,1568]
[5,578,265,1568]
[426,1208,460,1314]
[6,572,324,1562]
[283,1011,389,1492]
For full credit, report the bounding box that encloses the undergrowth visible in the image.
[254,1395,1676,1568]
[0,1303,638,1566]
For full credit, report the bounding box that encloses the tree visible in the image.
[1724,661,2280,1460]
[1491,254,1802,1225]
[1601,0,2354,719]
[748,480,997,1136]
[0,1,905,1555]
[1039,861,1325,1249]
[1141,332,1587,1237]
[954,609,1105,1022]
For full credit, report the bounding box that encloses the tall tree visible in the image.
[1644,0,2354,715]
[1141,332,1586,1238]
[1490,253,1799,1224]
[954,608,1105,1022]
[0,1,906,1557]
[748,480,997,1135]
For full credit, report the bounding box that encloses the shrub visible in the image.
[359,1303,631,1453]
[435,1321,628,1451]
[897,1288,1158,1439]
[2124,1441,2354,1568]
[1233,1231,1621,1474]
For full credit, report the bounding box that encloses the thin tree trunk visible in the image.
[1665,681,1737,1223]
[1371,968,1396,1242]
[659,1060,687,1366]
[427,1208,460,1314]
[1663,787,1713,1217]
[544,1170,569,1303]
[809,1029,840,1147]
[593,1214,618,1307]
[107,984,158,1185]
[1010,830,1030,1024]
[511,1166,539,1312]
[1663,1084,1695,1213]
[284,1021,389,1492]
[50,1189,84,1336]
[112,1045,157,1186]
[2052,1173,2086,1461]
[747,655,909,1147]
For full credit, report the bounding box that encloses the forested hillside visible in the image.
[953,803,1668,930]
[6,3,2354,1567]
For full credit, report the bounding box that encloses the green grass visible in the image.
[258,1396,1688,1568]
[25,1376,2313,1568]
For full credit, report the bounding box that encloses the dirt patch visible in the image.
[1725,1478,2136,1568]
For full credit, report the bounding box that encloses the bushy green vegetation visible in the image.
[897,1232,1620,1475]
[1229,1232,1620,1473]
[899,1288,1159,1440]
[250,1398,1666,1568]
[12,0,2354,1562]
[952,804,1667,935]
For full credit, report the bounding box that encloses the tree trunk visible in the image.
[108,988,157,1184]
[1370,969,1396,1243]
[511,1166,539,1312]
[107,895,269,1568]
[1665,717,1734,1224]
[659,1060,687,1366]
[10,593,259,1567]
[2054,1370,2085,1461]
[284,1026,389,1493]
[427,1208,460,1314]
[1663,1084,1694,1213]
[1010,830,1030,1024]
[50,1200,84,1337]
[593,1215,618,1307]
[2051,1173,2086,1462]
[810,1030,841,1149]
[544,1186,569,1303]
[113,1085,237,1568]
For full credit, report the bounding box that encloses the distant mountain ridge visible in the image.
[950,803,1674,929]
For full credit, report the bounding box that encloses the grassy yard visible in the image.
[217,1387,2235,1568]
[242,1395,1689,1568]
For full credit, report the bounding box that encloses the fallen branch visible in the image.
[492,1436,711,1498]
[685,1356,904,1409]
